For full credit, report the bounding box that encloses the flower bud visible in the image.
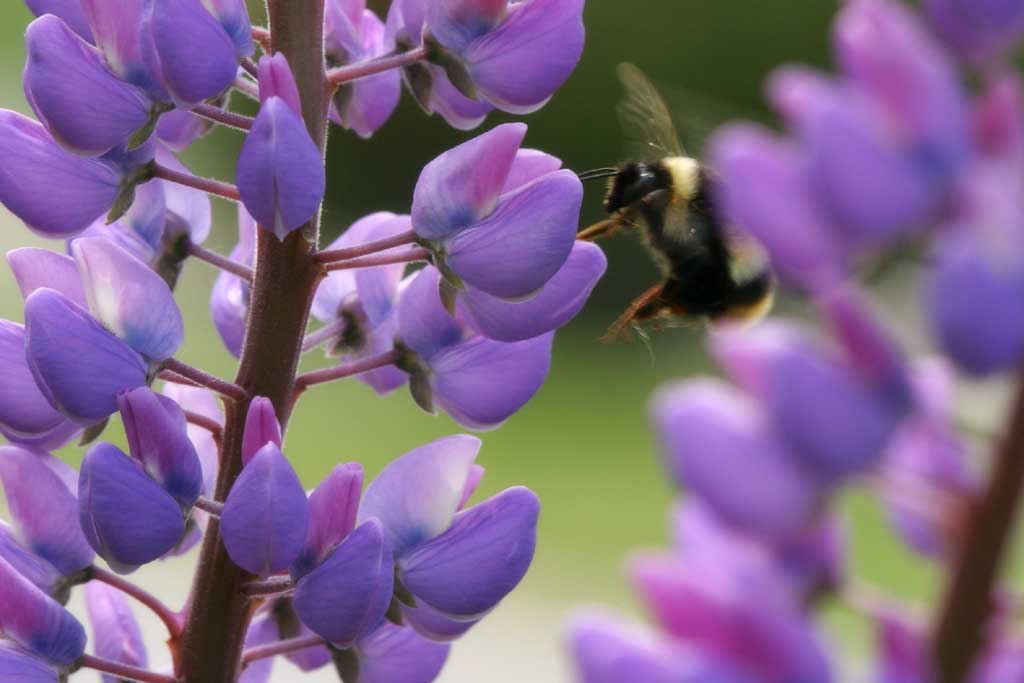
[292,463,364,581]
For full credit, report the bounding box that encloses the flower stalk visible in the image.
[89,566,182,639]
[326,46,428,86]
[190,103,255,132]
[186,242,254,281]
[151,163,241,203]
[78,654,180,683]
[322,247,430,272]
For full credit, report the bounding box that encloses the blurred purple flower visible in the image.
[84,582,147,683]
[211,206,256,357]
[0,555,86,666]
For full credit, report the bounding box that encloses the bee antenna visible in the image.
[577,167,620,182]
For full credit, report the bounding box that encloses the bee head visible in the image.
[603,162,667,213]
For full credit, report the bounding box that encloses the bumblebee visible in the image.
[578,64,774,340]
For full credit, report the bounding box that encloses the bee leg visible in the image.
[577,217,625,242]
[601,282,667,344]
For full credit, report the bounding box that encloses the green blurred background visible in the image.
[0,1,1003,681]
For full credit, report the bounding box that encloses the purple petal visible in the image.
[411,123,526,241]
[430,332,554,430]
[0,446,94,577]
[201,0,254,58]
[210,207,255,357]
[766,65,836,130]
[463,0,584,114]
[502,148,562,193]
[875,612,928,683]
[0,644,58,683]
[354,622,450,683]
[221,443,310,576]
[109,177,166,251]
[257,53,302,115]
[0,522,63,596]
[400,602,478,642]
[400,486,538,618]
[80,0,163,96]
[156,109,213,152]
[241,397,282,466]
[24,289,148,424]
[25,15,152,156]
[0,110,120,237]
[421,64,494,131]
[25,0,93,40]
[7,248,86,306]
[147,0,238,107]
[157,147,212,245]
[84,582,147,681]
[293,463,364,580]
[118,387,203,507]
[651,380,821,538]
[446,169,582,299]
[0,321,77,449]
[0,557,86,665]
[458,464,485,509]
[72,236,183,360]
[567,611,698,683]
[925,0,1024,62]
[395,267,467,360]
[331,13,401,139]
[238,616,277,683]
[427,0,506,52]
[237,96,326,240]
[459,240,605,341]
[358,434,481,557]
[293,519,393,647]
[78,443,186,573]
[709,123,843,287]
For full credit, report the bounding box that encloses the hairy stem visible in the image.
[242,575,295,597]
[242,634,327,665]
[315,228,417,263]
[190,103,255,131]
[151,163,241,202]
[326,46,428,86]
[175,1,329,681]
[182,409,223,439]
[78,654,179,683]
[90,566,182,638]
[931,368,1024,683]
[186,242,254,281]
[294,348,401,391]
[322,247,429,272]
[194,497,224,516]
[160,358,248,402]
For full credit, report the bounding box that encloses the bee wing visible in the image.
[616,63,685,159]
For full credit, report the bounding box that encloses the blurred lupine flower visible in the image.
[237,53,326,240]
[396,266,554,429]
[221,440,310,576]
[0,111,151,237]
[84,582,147,682]
[24,15,155,156]
[386,0,494,130]
[924,0,1024,63]
[358,435,540,635]
[422,0,585,115]
[211,206,256,357]
[25,0,93,40]
[78,442,189,573]
[326,0,401,138]
[0,555,86,668]
[0,447,94,597]
[567,611,701,683]
[411,123,583,300]
[310,212,410,394]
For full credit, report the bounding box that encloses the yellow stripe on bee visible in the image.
[662,156,700,202]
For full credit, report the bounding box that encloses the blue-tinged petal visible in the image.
[400,601,477,642]
[257,53,302,115]
[72,236,184,360]
[79,443,186,573]
[157,147,212,245]
[24,289,148,423]
[652,380,821,538]
[7,248,86,306]
[147,0,238,107]
[0,556,86,665]
[359,435,480,556]
[502,148,562,193]
[118,387,203,507]
[0,321,77,449]
[567,611,701,683]
[411,123,525,241]
[462,0,584,114]
[221,443,309,576]
[25,15,153,156]
[293,519,393,647]
[458,241,605,341]
[292,463,364,581]
[200,0,254,58]
[110,178,166,252]
[241,397,282,466]
[0,110,121,237]
[237,97,326,240]
[430,333,553,430]
[395,267,466,360]
[428,0,506,52]
[0,644,58,683]
[354,622,450,683]
[84,582,147,682]
[238,616,277,683]
[25,0,93,41]
[80,0,164,96]
[400,486,538,618]
[0,446,95,577]
[0,522,62,596]
[446,169,582,299]
[157,109,212,152]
